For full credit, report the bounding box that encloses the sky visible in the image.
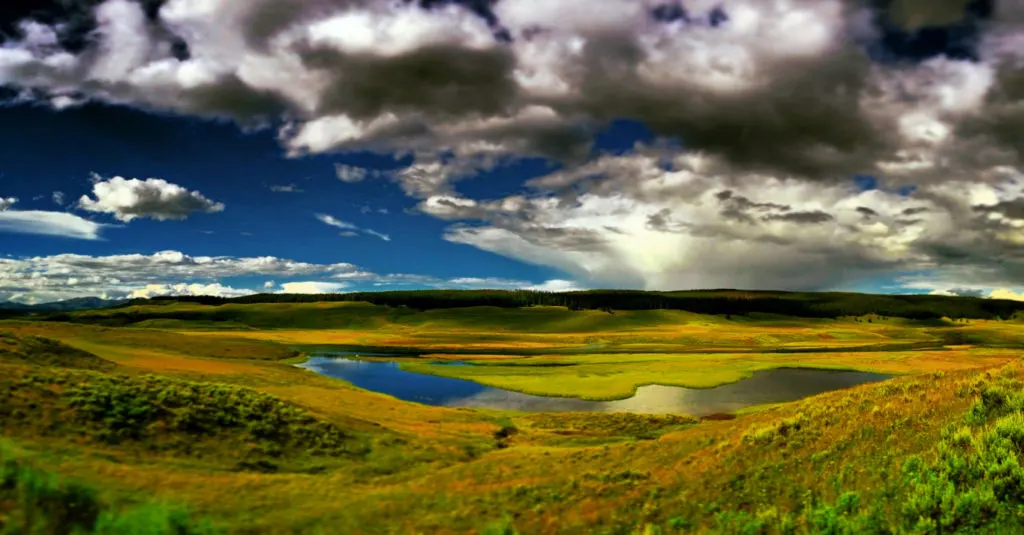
[0,0,1022,304]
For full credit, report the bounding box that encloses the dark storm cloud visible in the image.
[0,0,177,53]
[868,0,995,62]
[762,210,835,224]
[302,44,519,120]
[572,45,891,180]
[974,198,1024,220]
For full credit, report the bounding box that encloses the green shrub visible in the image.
[60,373,364,458]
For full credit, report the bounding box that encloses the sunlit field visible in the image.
[5,299,1024,533]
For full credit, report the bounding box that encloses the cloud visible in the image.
[0,210,107,240]
[0,249,585,304]
[1,0,1021,292]
[268,184,303,193]
[362,229,391,242]
[445,277,586,292]
[51,191,65,205]
[78,175,225,222]
[989,288,1024,302]
[315,213,391,241]
[128,283,255,299]
[315,213,359,231]
[335,163,370,183]
[0,250,362,303]
[0,197,18,211]
[7,0,1014,186]
[416,150,1024,292]
[279,281,348,294]
[526,279,584,292]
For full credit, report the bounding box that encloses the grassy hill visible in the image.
[4,296,1024,532]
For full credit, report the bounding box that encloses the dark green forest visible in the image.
[62,289,1024,321]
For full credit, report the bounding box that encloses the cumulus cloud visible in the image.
[989,289,1024,302]
[279,281,349,294]
[128,282,255,299]
[335,163,370,183]
[0,250,363,303]
[78,175,225,221]
[0,249,574,303]
[9,0,1013,184]
[0,197,17,211]
[416,150,1024,291]
[1,0,1022,291]
[315,213,390,241]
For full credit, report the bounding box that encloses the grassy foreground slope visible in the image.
[5,297,1024,532]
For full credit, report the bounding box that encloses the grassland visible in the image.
[5,299,1024,533]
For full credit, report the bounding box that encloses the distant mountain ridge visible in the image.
[0,297,128,312]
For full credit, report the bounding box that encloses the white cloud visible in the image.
[421,150,1024,291]
[0,210,107,240]
[128,283,255,299]
[315,213,391,241]
[988,289,1024,301]
[363,229,391,242]
[0,197,17,211]
[51,191,65,206]
[0,250,363,303]
[0,249,584,304]
[335,163,370,183]
[279,281,349,294]
[527,280,585,292]
[315,213,359,231]
[78,176,225,222]
[445,277,586,292]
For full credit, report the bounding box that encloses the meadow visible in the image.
[4,296,1024,533]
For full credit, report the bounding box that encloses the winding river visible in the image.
[300,353,891,416]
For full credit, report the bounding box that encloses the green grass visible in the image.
[0,331,117,371]
[0,440,219,534]
[4,303,1024,533]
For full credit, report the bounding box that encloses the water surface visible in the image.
[300,354,891,416]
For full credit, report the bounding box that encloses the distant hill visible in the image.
[81,289,1024,322]
[0,297,128,313]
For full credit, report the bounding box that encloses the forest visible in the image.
[86,289,1024,321]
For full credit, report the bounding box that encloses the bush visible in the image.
[61,373,362,458]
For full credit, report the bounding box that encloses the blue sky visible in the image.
[0,101,580,299]
[0,0,1022,303]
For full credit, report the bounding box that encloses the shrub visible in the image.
[60,374,363,458]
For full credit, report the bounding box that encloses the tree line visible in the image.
[115,289,1024,321]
